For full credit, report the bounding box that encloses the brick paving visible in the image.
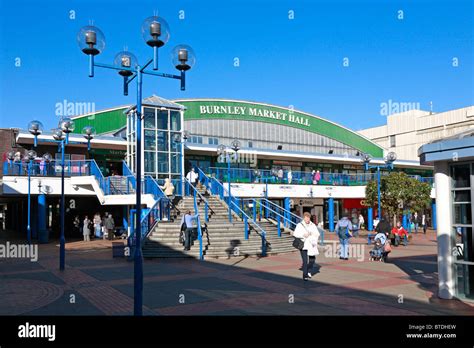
[1,230,474,316]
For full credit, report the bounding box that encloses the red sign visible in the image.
[343,198,365,209]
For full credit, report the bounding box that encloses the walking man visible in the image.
[335,212,353,260]
[180,210,199,251]
[104,214,115,241]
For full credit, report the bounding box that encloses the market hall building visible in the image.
[1,96,434,241]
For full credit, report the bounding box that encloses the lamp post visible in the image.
[361,152,397,220]
[78,16,195,316]
[29,120,94,270]
[24,149,37,244]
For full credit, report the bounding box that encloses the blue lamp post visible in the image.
[77,16,195,316]
[361,151,397,220]
[29,120,94,271]
[24,149,37,244]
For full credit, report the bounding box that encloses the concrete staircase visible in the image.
[142,185,297,258]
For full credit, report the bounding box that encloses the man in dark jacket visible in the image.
[376,215,392,237]
[104,214,115,240]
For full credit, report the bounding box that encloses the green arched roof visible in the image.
[175,99,384,157]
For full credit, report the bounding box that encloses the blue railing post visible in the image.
[244,215,248,240]
[277,213,281,237]
[328,197,334,232]
[368,207,373,231]
[253,199,257,221]
[205,202,209,222]
[432,202,437,230]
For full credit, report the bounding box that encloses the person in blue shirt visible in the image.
[181,210,199,251]
[335,213,353,260]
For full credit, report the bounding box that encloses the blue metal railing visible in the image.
[207,167,434,187]
[3,160,92,177]
[198,168,269,256]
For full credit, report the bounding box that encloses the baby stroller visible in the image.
[369,237,391,262]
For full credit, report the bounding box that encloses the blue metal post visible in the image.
[27,160,31,244]
[284,197,290,228]
[88,54,94,77]
[38,193,47,243]
[367,207,373,231]
[59,140,66,270]
[205,202,209,222]
[328,197,334,232]
[277,214,281,237]
[261,232,267,257]
[244,215,248,240]
[432,202,437,230]
[377,166,382,219]
[253,199,256,221]
[134,67,143,316]
[228,153,232,222]
[153,46,158,70]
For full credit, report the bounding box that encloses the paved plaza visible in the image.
[1,230,474,316]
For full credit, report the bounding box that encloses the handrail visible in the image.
[208,175,269,255]
[183,178,216,218]
[206,166,434,186]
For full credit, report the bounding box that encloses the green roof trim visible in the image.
[72,108,128,135]
[176,99,384,157]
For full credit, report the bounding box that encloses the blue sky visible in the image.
[0,0,472,131]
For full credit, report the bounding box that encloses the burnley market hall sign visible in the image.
[198,103,310,127]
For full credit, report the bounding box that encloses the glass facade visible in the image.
[127,106,183,183]
[451,162,474,300]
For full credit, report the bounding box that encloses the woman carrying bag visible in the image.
[293,212,320,281]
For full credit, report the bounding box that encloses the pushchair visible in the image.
[369,239,391,262]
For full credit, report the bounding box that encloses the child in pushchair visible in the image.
[369,232,391,262]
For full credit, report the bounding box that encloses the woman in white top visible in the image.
[293,212,320,281]
[83,216,91,242]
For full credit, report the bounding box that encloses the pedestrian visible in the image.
[392,222,408,246]
[186,168,198,187]
[358,213,365,230]
[277,168,284,183]
[102,212,108,239]
[83,215,91,242]
[413,212,420,233]
[422,213,427,234]
[180,210,199,251]
[313,170,321,185]
[161,178,175,197]
[376,215,392,238]
[93,213,102,238]
[373,215,380,229]
[351,210,360,238]
[287,169,293,184]
[335,212,353,260]
[104,214,115,240]
[293,212,320,281]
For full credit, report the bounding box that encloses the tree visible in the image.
[364,172,432,225]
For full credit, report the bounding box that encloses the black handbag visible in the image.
[292,237,304,250]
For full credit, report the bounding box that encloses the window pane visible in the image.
[157,152,169,173]
[157,110,168,130]
[171,153,181,174]
[454,190,471,203]
[170,132,181,151]
[452,164,471,188]
[144,130,156,150]
[144,152,156,173]
[157,131,168,152]
[144,108,155,128]
[170,111,181,131]
[454,204,472,225]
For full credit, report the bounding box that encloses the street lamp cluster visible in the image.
[76,15,196,316]
[360,151,398,220]
[21,117,96,270]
